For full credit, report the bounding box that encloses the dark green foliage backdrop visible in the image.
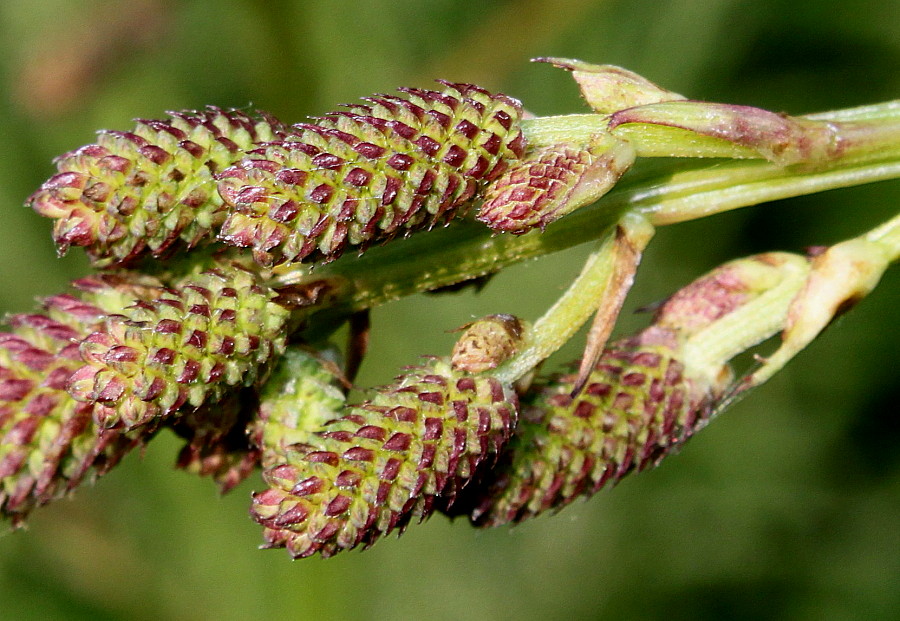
[0,1,897,619]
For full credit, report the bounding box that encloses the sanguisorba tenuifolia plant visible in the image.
[3,58,899,557]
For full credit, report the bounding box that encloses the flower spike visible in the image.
[67,262,290,430]
[251,316,528,558]
[249,345,348,469]
[217,82,526,265]
[28,108,288,266]
[170,389,261,494]
[0,273,171,523]
[464,329,727,526]
[476,134,635,234]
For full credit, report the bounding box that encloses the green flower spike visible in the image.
[250,337,520,558]
[249,345,348,469]
[217,82,526,266]
[0,273,170,523]
[28,108,288,266]
[67,262,291,430]
[456,252,811,526]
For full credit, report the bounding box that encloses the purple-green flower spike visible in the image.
[465,328,728,526]
[67,263,290,430]
[217,82,526,266]
[0,274,168,523]
[28,108,288,266]
[250,358,518,558]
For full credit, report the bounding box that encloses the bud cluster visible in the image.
[250,358,518,558]
[218,82,527,265]
[28,108,288,266]
[10,58,887,562]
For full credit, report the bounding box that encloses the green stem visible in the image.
[489,231,615,383]
[522,113,761,158]
[635,158,900,225]
[522,101,900,162]
[490,213,654,384]
[742,212,899,390]
[865,212,900,262]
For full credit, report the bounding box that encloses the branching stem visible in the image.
[277,100,900,336]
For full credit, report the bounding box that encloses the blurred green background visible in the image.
[1,1,898,619]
